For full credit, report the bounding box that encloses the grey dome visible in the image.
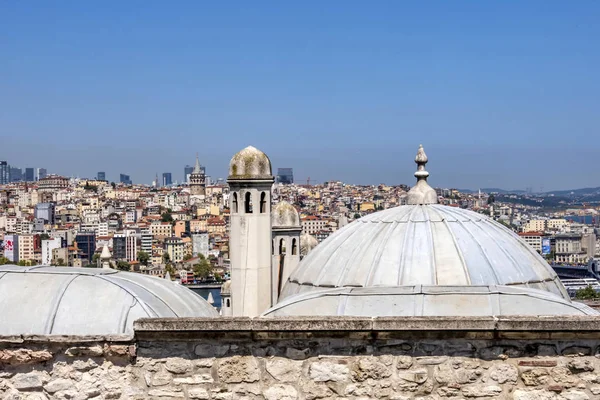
[300,232,319,257]
[228,146,272,180]
[265,285,597,317]
[280,204,569,301]
[272,201,300,228]
[0,266,218,335]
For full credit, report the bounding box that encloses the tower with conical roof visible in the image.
[228,146,274,316]
[190,154,206,196]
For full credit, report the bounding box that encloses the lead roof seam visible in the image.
[335,222,380,287]
[397,206,419,285]
[364,221,397,287]
[94,275,158,317]
[106,275,181,316]
[45,274,80,335]
[425,212,437,285]
[433,205,471,285]
[441,206,502,285]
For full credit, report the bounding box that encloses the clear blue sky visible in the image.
[1,1,598,190]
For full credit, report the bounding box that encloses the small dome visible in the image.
[300,232,319,257]
[281,204,569,301]
[272,201,300,228]
[221,280,232,294]
[228,146,272,180]
[265,286,598,317]
[0,266,218,335]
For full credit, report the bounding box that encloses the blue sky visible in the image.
[1,1,598,190]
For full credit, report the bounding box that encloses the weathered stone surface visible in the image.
[13,371,46,390]
[568,359,595,372]
[152,369,173,386]
[398,368,429,384]
[43,378,73,393]
[72,358,98,371]
[195,344,229,357]
[0,349,52,365]
[397,355,413,369]
[263,384,298,400]
[173,374,213,384]
[521,368,550,386]
[266,358,302,382]
[147,388,184,398]
[352,357,392,381]
[513,389,560,400]
[218,356,260,383]
[303,383,333,399]
[165,358,192,374]
[188,387,210,399]
[309,362,350,382]
[561,390,590,400]
[461,384,502,397]
[490,363,518,384]
[416,356,448,365]
[65,346,103,357]
[286,347,310,360]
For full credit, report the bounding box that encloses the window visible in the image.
[292,238,298,255]
[245,192,253,213]
[260,192,267,213]
[279,238,286,255]
[226,299,230,307]
[232,193,238,213]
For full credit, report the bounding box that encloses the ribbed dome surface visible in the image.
[0,266,218,335]
[280,205,569,301]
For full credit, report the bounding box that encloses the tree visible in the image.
[161,212,173,223]
[162,252,171,264]
[183,253,193,261]
[40,233,51,241]
[137,251,150,266]
[111,182,116,189]
[193,254,213,279]
[54,258,67,267]
[116,260,130,271]
[0,256,11,265]
[165,264,176,278]
[353,213,361,219]
[575,285,599,300]
[487,195,495,205]
[92,253,100,264]
[17,260,34,267]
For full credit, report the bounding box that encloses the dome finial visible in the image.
[407,144,438,205]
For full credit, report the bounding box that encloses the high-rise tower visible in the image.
[228,146,274,316]
[189,154,206,196]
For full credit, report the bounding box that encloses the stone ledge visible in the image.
[134,316,600,341]
[0,334,134,344]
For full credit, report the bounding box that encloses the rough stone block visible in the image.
[266,358,302,383]
[12,371,46,390]
[309,361,350,382]
[165,358,192,374]
[218,356,260,383]
[263,384,298,400]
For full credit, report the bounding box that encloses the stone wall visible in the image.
[3,317,600,399]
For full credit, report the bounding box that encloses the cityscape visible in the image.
[2,2,600,399]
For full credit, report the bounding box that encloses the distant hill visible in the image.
[545,187,600,197]
[458,188,527,194]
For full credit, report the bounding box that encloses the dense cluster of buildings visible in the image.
[1,153,599,280]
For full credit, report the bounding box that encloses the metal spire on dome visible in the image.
[406,144,439,205]
[193,153,202,174]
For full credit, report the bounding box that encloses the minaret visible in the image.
[228,146,274,316]
[271,201,301,303]
[190,154,206,196]
[406,144,438,205]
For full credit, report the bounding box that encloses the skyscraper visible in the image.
[9,167,22,182]
[119,174,132,185]
[277,168,294,184]
[0,161,9,185]
[37,168,47,181]
[162,172,172,186]
[25,168,35,182]
[97,172,106,181]
[184,165,194,183]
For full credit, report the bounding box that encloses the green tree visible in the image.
[111,182,116,189]
[0,256,11,265]
[193,254,213,279]
[161,212,173,223]
[17,260,34,267]
[116,260,130,271]
[575,285,599,300]
[353,213,361,219]
[487,195,495,205]
[183,253,193,261]
[165,264,176,278]
[54,258,67,267]
[162,252,171,264]
[40,233,51,241]
[92,253,100,264]
[137,251,150,266]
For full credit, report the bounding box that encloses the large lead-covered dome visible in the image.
[280,204,569,301]
[0,266,218,335]
[270,145,587,317]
